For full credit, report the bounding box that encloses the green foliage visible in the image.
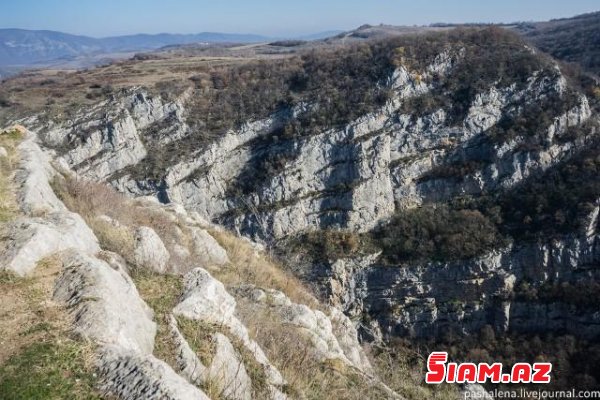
[399,27,554,121]
[372,205,506,263]
[0,342,100,400]
[474,144,600,240]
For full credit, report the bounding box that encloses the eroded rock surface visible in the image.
[133,226,170,273]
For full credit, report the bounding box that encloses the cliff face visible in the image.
[38,51,592,240]
[314,230,600,341]
[1,127,393,399]
[21,32,600,347]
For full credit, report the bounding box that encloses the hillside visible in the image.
[514,11,600,75]
[0,24,599,397]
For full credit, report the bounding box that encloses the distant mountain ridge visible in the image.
[0,29,273,68]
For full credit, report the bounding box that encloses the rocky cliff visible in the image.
[20,30,598,345]
[0,127,402,399]
[2,26,599,397]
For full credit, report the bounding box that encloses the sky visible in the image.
[0,0,598,38]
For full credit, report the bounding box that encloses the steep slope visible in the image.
[3,25,600,395]
[35,28,596,239]
[514,11,600,75]
[1,126,448,399]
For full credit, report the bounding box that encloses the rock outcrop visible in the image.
[189,227,230,267]
[1,213,100,276]
[99,348,210,400]
[0,133,100,276]
[133,226,170,273]
[235,284,373,374]
[173,268,287,396]
[317,231,600,340]
[54,250,157,353]
[37,49,595,250]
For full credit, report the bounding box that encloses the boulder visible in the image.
[54,251,156,354]
[0,146,7,158]
[0,212,100,276]
[173,267,237,325]
[207,333,252,400]
[99,347,211,400]
[133,226,170,273]
[190,227,229,266]
[174,268,287,392]
[15,137,66,215]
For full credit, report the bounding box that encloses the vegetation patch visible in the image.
[464,143,600,241]
[372,205,506,263]
[0,257,100,399]
[209,228,320,309]
[413,326,600,392]
[285,229,377,262]
[0,128,23,223]
[0,341,100,400]
[175,317,217,367]
[131,270,183,369]
[371,340,458,400]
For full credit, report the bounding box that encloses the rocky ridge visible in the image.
[0,128,392,399]
[21,40,599,345]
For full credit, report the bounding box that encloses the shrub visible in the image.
[474,143,600,240]
[371,205,506,263]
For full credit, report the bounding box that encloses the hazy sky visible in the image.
[1,0,598,37]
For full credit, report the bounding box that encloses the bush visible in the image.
[371,205,506,263]
[474,143,600,240]
[289,230,366,262]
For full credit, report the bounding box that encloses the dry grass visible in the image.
[0,256,100,399]
[0,50,264,126]
[130,270,182,367]
[53,175,321,309]
[132,270,267,399]
[50,174,452,399]
[371,342,459,400]
[209,228,320,309]
[0,128,22,223]
[52,175,181,262]
[237,302,391,400]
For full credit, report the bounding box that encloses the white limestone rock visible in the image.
[15,137,66,215]
[53,250,156,354]
[173,268,287,391]
[207,333,253,400]
[0,146,7,158]
[133,226,170,273]
[238,286,372,373]
[99,347,211,400]
[0,212,100,276]
[190,227,229,266]
[173,267,237,325]
[328,307,374,374]
[169,316,252,400]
